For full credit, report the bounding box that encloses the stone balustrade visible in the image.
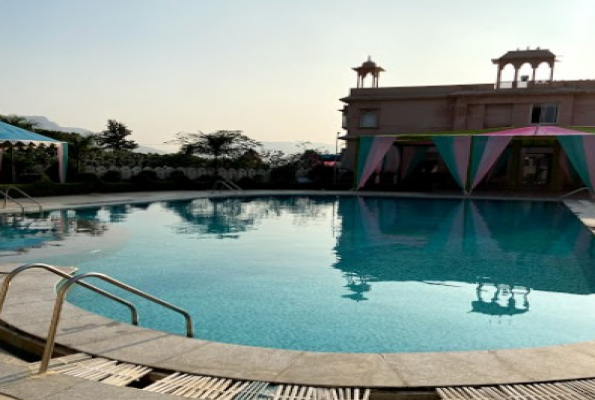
[84,165,272,182]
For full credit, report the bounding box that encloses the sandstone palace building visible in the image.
[339,49,595,194]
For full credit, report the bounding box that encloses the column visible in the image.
[551,142,563,192]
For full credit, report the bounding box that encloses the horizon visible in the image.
[1,0,594,150]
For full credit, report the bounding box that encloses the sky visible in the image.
[1,0,595,152]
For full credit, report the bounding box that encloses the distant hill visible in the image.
[25,116,167,154]
[24,115,335,155]
[154,141,335,156]
[25,115,94,136]
[261,141,335,155]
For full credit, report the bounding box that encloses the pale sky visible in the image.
[1,0,595,151]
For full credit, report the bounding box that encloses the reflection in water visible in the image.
[333,197,595,320]
[163,198,258,239]
[342,272,371,302]
[4,196,595,324]
[471,282,530,317]
[6,195,595,352]
[161,196,335,239]
[0,197,336,253]
[0,209,108,255]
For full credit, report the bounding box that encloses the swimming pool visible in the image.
[4,195,595,353]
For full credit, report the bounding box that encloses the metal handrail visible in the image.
[6,186,43,214]
[0,190,25,214]
[2,186,43,215]
[213,179,241,191]
[557,187,590,201]
[0,263,138,326]
[39,272,193,373]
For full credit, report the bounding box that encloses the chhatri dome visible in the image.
[353,56,385,88]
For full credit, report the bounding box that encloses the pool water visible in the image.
[4,196,595,353]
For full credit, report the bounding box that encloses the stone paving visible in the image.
[1,191,595,399]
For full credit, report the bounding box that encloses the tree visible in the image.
[95,119,138,152]
[34,129,101,173]
[169,130,261,172]
[0,114,38,130]
[266,146,325,184]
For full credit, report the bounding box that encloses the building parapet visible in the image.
[342,80,595,102]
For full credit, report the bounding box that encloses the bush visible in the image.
[270,165,297,183]
[17,173,48,184]
[73,173,103,184]
[168,170,190,183]
[131,170,158,183]
[101,170,122,182]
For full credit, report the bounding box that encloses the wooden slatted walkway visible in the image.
[33,354,371,400]
[30,353,152,387]
[437,380,595,399]
[143,373,267,399]
[31,353,595,400]
[271,386,370,400]
[144,373,371,400]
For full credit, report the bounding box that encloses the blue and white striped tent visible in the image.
[0,121,68,183]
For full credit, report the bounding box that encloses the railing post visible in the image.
[39,284,69,374]
[55,273,194,338]
[2,265,193,374]
[0,263,138,326]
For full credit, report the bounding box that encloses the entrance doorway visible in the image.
[521,147,552,188]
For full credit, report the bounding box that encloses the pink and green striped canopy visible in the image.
[356,126,595,192]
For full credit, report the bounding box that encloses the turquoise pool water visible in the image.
[4,196,595,353]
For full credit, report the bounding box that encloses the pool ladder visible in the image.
[0,186,43,215]
[557,186,592,202]
[0,263,194,374]
[213,178,242,192]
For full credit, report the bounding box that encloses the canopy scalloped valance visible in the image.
[0,121,68,183]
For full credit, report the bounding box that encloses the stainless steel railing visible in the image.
[0,263,139,325]
[213,178,242,191]
[0,263,194,374]
[0,190,24,215]
[557,187,590,201]
[2,186,43,215]
[39,272,194,373]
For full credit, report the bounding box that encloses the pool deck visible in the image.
[2,190,595,399]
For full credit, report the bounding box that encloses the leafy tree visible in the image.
[169,130,261,172]
[266,147,325,184]
[235,149,264,169]
[260,150,286,168]
[34,129,100,173]
[95,119,138,152]
[0,114,38,130]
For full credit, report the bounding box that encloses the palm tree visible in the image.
[95,119,138,152]
[170,130,261,174]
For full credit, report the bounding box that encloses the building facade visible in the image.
[339,49,595,192]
